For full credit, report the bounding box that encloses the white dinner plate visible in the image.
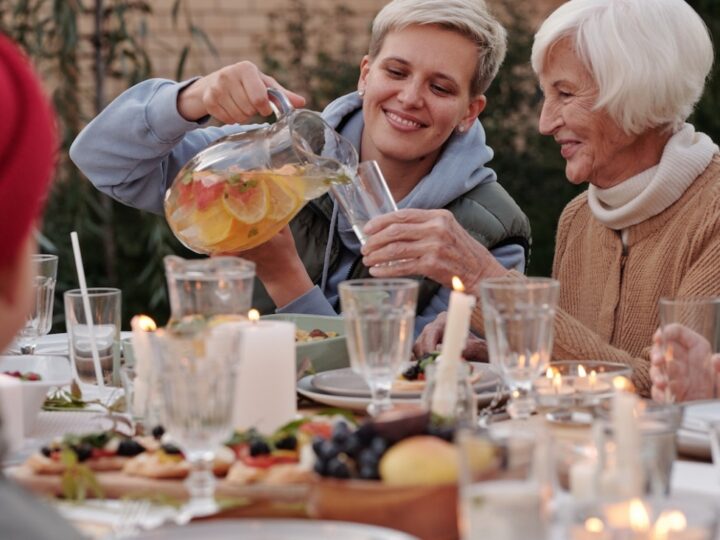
[311,362,500,398]
[4,331,132,357]
[677,400,720,460]
[135,519,419,539]
[298,374,504,412]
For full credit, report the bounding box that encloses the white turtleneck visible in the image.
[587,124,719,239]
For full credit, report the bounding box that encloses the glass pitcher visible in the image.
[164,89,359,255]
[164,255,256,325]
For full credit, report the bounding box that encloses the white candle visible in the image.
[231,310,296,434]
[130,315,156,420]
[0,374,24,452]
[431,277,476,418]
[611,377,643,498]
[570,459,597,501]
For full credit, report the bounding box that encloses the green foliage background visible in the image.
[1,0,718,329]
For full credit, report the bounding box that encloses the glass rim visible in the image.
[64,287,122,298]
[163,255,256,278]
[338,278,419,290]
[31,253,58,262]
[659,295,720,307]
[480,276,559,291]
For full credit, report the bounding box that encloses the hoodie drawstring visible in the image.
[320,200,339,294]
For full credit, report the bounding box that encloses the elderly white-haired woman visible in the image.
[369,0,719,396]
[70,0,530,336]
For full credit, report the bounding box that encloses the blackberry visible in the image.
[117,439,146,457]
[73,443,92,462]
[249,439,271,456]
[275,435,297,451]
[40,446,52,458]
[161,443,182,455]
[151,425,165,440]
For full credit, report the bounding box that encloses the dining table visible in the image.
[3,332,720,540]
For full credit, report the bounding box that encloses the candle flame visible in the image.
[584,517,604,533]
[545,366,556,379]
[654,510,687,536]
[248,309,260,323]
[136,315,157,332]
[613,375,634,393]
[552,372,563,392]
[578,364,587,378]
[451,276,465,292]
[589,370,597,388]
[629,498,651,532]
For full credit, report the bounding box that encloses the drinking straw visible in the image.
[70,231,105,388]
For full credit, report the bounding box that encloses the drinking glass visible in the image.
[457,426,551,540]
[658,296,720,403]
[152,323,238,518]
[481,277,560,420]
[16,254,58,354]
[64,288,121,388]
[338,278,418,416]
[331,160,398,245]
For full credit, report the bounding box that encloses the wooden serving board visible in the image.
[7,465,309,504]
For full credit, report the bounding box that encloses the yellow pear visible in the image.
[379,436,458,486]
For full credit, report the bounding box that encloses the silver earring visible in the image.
[358,89,365,97]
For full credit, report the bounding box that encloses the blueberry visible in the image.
[359,464,380,480]
[275,435,297,451]
[358,447,379,468]
[313,459,328,477]
[402,364,420,380]
[428,424,455,443]
[161,443,182,455]
[117,439,146,457]
[355,422,376,445]
[151,425,165,440]
[318,440,340,461]
[311,436,325,458]
[326,458,351,479]
[369,437,388,456]
[249,439,271,456]
[343,434,361,458]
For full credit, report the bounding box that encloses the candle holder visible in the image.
[533,361,632,426]
[567,495,717,539]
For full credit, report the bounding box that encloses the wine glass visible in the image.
[16,254,58,354]
[338,279,418,416]
[151,323,239,518]
[480,277,559,420]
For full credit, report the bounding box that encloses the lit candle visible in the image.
[611,377,643,498]
[535,367,573,397]
[231,309,296,434]
[570,458,597,501]
[574,368,611,394]
[130,315,157,420]
[570,517,612,540]
[431,277,476,418]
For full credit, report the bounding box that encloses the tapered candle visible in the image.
[130,315,156,420]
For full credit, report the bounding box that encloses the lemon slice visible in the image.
[192,200,234,246]
[266,175,301,221]
[222,177,269,224]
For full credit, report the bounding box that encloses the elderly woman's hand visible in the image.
[413,311,489,362]
[650,325,720,402]
[178,61,305,124]
[361,209,506,290]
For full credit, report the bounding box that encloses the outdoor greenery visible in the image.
[1,0,718,328]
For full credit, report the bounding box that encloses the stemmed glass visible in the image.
[481,277,559,420]
[16,254,58,354]
[151,323,238,518]
[339,278,418,416]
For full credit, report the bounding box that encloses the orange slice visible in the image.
[222,177,269,224]
[266,175,301,221]
[192,200,234,246]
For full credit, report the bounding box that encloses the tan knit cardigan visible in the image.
[471,155,720,396]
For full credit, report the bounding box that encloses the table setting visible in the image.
[3,172,720,540]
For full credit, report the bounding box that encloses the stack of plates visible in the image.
[677,400,720,459]
[297,362,503,412]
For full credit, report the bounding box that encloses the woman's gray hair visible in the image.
[368,0,507,96]
[531,0,714,134]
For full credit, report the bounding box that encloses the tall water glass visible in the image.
[339,279,418,416]
[658,296,720,403]
[64,288,121,387]
[152,324,238,517]
[481,277,560,420]
[16,254,58,354]
[331,160,398,245]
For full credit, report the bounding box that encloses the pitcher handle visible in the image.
[267,87,294,119]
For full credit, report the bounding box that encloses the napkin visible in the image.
[0,374,24,452]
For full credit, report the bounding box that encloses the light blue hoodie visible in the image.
[70,79,525,334]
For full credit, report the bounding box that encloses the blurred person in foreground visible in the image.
[370,0,719,396]
[69,0,530,336]
[0,33,83,540]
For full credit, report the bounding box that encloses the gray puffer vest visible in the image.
[252,181,531,315]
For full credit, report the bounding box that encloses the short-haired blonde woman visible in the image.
[403,0,718,396]
[70,0,530,335]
